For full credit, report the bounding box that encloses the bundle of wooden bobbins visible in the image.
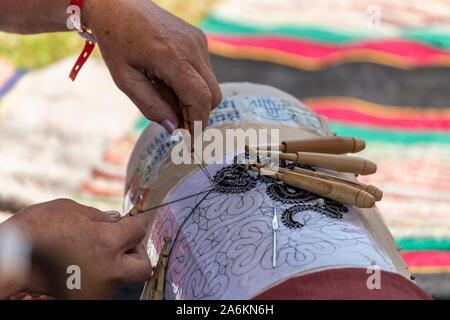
[244,136,383,209]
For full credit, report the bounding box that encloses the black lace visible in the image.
[213,156,349,229]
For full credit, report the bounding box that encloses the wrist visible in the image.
[79,0,93,30]
[66,0,99,31]
[80,0,105,32]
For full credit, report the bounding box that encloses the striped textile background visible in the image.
[0,0,448,298]
[199,0,450,297]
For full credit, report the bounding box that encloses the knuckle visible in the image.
[164,44,179,58]
[212,89,223,108]
[194,28,208,47]
[127,219,147,238]
[172,53,190,68]
[149,44,168,60]
[162,42,187,62]
[139,102,159,119]
[98,229,119,250]
[196,88,212,107]
[113,76,129,92]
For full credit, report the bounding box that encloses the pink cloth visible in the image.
[253,268,431,300]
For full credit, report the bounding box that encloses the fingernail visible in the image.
[104,210,121,219]
[162,119,177,134]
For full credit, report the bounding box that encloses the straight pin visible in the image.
[272,206,279,268]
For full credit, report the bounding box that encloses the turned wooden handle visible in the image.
[365,185,383,201]
[120,204,142,220]
[291,167,382,201]
[181,103,190,131]
[282,136,365,154]
[274,152,377,175]
[253,163,382,201]
[250,166,375,208]
[282,172,375,208]
[259,151,377,175]
[246,136,365,154]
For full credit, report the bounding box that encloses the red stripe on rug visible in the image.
[102,135,136,166]
[304,101,450,131]
[207,34,450,67]
[91,168,126,182]
[401,251,450,267]
[80,182,123,198]
[314,108,450,130]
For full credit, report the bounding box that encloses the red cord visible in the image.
[71,0,85,7]
[68,0,95,81]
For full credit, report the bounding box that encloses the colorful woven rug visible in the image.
[0,0,217,214]
[0,57,140,213]
[199,0,450,298]
[0,0,448,298]
[202,0,450,69]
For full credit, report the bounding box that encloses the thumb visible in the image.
[113,65,179,131]
[119,243,152,284]
[116,212,149,251]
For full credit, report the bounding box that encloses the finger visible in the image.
[192,60,222,112]
[158,63,212,131]
[113,65,179,131]
[9,292,29,300]
[193,30,223,110]
[191,49,223,110]
[103,210,122,222]
[124,242,147,259]
[81,206,121,223]
[49,199,118,223]
[116,213,149,251]
[118,243,152,284]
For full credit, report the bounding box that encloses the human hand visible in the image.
[1,199,151,298]
[84,0,222,132]
[8,292,52,300]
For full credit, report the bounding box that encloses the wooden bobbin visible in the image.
[249,165,375,208]
[258,151,377,175]
[291,167,383,201]
[120,204,143,220]
[246,136,366,154]
[148,236,171,300]
[252,163,382,201]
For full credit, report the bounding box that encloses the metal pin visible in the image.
[272,206,279,268]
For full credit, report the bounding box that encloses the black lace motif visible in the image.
[213,155,348,229]
[213,165,257,194]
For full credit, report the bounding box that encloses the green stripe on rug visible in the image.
[329,123,450,144]
[396,238,450,251]
[133,118,450,144]
[132,118,151,136]
[404,29,450,49]
[200,15,450,49]
[200,16,364,43]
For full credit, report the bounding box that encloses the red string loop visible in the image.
[68,0,95,81]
